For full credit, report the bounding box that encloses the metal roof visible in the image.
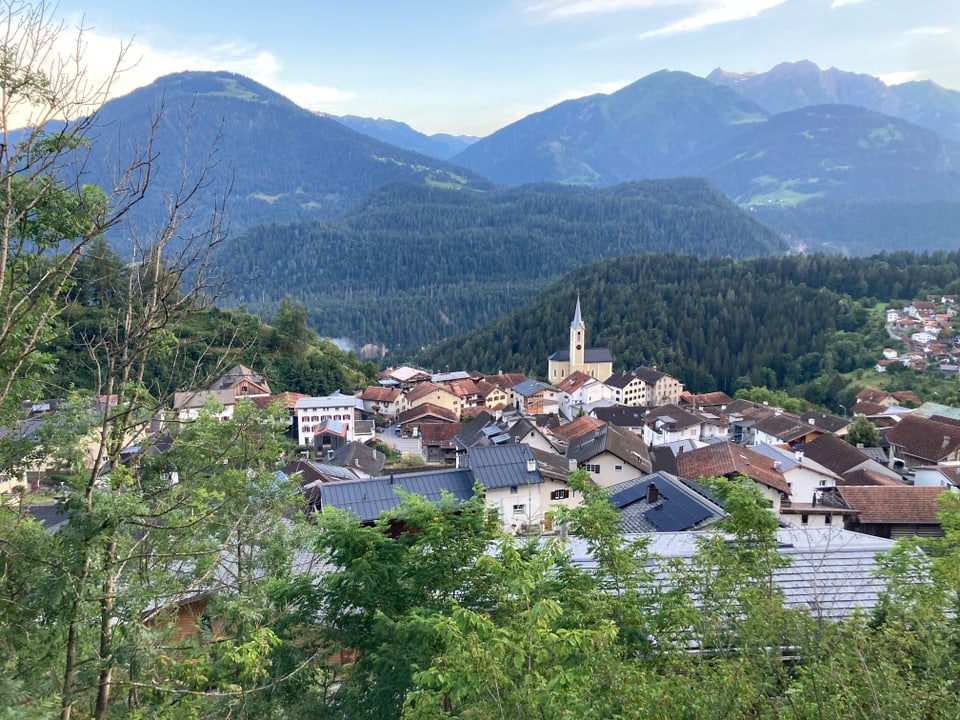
[465,443,543,490]
[319,468,476,522]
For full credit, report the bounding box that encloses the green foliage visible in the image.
[735,386,811,415]
[845,414,881,447]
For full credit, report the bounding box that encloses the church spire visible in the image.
[571,293,583,330]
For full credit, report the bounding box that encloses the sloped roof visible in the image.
[681,391,735,408]
[209,364,271,394]
[319,469,475,522]
[549,348,614,363]
[799,412,851,434]
[360,386,402,403]
[465,443,542,490]
[405,382,456,405]
[632,366,666,384]
[605,472,725,533]
[419,422,463,447]
[676,441,791,495]
[295,392,363,411]
[591,405,648,428]
[887,414,960,462]
[803,432,874,475]
[398,403,458,425]
[603,372,640,390]
[567,424,652,473]
[838,468,902,487]
[174,388,235,411]
[645,403,703,432]
[479,373,528,392]
[251,392,310,411]
[753,413,812,443]
[330,442,385,476]
[839,485,947,524]
[530,447,571,482]
[453,411,497,449]
[553,415,605,442]
[558,371,597,394]
[511,379,554,397]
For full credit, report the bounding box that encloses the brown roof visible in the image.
[479,373,528,392]
[887,414,960,463]
[360,386,401,402]
[803,433,874,475]
[839,486,946,524]
[250,392,309,410]
[419,422,462,446]
[445,378,481,398]
[753,413,812,443]
[853,401,891,416]
[838,468,902,487]
[553,415,605,442]
[892,390,922,406]
[558,370,596,393]
[405,382,456,405]
[676,441,791,495]
[855,387,894,405]
[680,391,735,408]
[397,403,458,425]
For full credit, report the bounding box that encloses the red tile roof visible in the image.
[839,486,947,524]
[887,414,960,463]
[676,441,791,495]
[553,415,605,442]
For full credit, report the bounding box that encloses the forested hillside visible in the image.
[218,179,784,351]
[415,251,960,404]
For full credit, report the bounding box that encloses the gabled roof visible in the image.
[567,424,652,474]
[887,414,960,462]
[294,392,363,411]
[553,415,605,442]
[605,472,725,533]
[251,392,310,411]
[558,371,597,394]
[680,391,735,408]
[645,404,703,432]
[603,372,641,390]
[330,442,386,476]
[405,382,457,405]
[591,405,648,428]
[511,379,554,397]
[453,411,497,449]
[319,469,476,522]
[803,432,875,475]
[530,447,572,482]
[397,403,458,425]
[360,386,402,403]
[209,364,271,394]
[465,443,542,490]
[676,441,791,495]
[799,412,851,434]
[752,412,812,443]
[419,422,463,447]
[380,366,431,383]
[838,485,947,524]
[632,366,666,384]
[479,373,528,392]
[313,419,348,438]
[174,388,235,411]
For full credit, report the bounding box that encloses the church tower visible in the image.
[570,294,585,369]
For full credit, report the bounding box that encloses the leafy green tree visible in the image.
[845,414,881,447]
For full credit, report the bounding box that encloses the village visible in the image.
[142,297,960,549]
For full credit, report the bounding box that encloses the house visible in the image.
[548,296,614,382]
[590,405,648,434]
[566,423,652,488]
[886,414,960,469]
[675,441,791,514]
[359,386,402,419]
[378,366,433,390]
[799,412,851,437]
[443,378,485,413]
[420,422,462,465]
[913,463,960,489]
[605,472,726,532]
[640,404,704,446]
[294,392,364,447]
[453,411,558,455]
[751,443,843,503]
[679,391,735,411]
[552,415,606,445]
[838,485,948,539]
[173,388,237,422]
[208,364,271,397]
[399,382,463,420]
[603,372,649,407]
[632,366,684,407]
[801,432,903,485]
[329,442,386,478]
[557,370,612,420]
[509,379,558,415]
[396,403,458,438]
[475,379,510,411]
[752,411,822,447]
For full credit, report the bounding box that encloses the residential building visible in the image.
[294,392,364,447]
[605,472,726,532]
[566,423,652,488]
[632,366,684,407]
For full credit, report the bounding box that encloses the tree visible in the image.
[845,414,880,447]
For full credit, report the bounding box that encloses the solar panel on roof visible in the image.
[608,482,651,509]
[644,492,713,532]
[491,433,512,444]
[482,426,502,437]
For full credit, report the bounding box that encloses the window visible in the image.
[583,464,601,474]
[614,465,623,472]
[801,514,809,525]
[512,504,526,515]
[509,486,518,494]
[550,489,569,501]
[824,514,832,525]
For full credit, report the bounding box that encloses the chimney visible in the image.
[527,458,537,473]
[568,458,577,472]
[808,418,815,425]
[646,483,659,504]
[795,450,804,464]
[773,460,781,470]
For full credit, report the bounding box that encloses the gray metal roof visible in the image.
[566,527,899,621]
[549,348,613,363]
[319,468,476,522]
[511,379,554,397]
[465,443,543,489]
[605,472,725,533]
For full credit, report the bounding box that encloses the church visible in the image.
[548,296,613,382]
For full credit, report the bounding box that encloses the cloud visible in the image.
[877,70,925,86]
[905,26,952,36]
[525,0,678,20]
[638,1,787,39]
[829,0,866,8]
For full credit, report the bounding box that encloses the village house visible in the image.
[605,472,727,532]
[886,414,960,469]
[603,372,649,407]
[294,392,364,448]
[359,386,402,419]
[557,370,612,420]
[640,404,704,446]
[632,366,684,407]
[510,379,559,415]
[565,423,652,488]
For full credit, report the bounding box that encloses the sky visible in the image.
[40,0,960,136]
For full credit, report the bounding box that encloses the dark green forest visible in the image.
[216,179,784,350]
[416,251,960,406]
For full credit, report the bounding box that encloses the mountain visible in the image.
[215,178,784,352]
[708,61,960,143]
[681,104,960,205]
[451,70,768,185]
[78,71,492,244]
[327,114,479,159]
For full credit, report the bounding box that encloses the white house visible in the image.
[294,392,365,447]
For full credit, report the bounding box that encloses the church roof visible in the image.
[549,348,613,363]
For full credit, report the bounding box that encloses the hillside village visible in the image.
[34,297,945,547]
[878,294,960,376]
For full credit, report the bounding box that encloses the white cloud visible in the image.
[526,0,679,19]
[638,0,787,39]
[877,70,925,85]
[905,26,952,36]
[830,0,866,8]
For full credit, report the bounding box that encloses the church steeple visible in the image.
[570,294,585,369]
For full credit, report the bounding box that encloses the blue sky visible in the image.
[52,0,960,136]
